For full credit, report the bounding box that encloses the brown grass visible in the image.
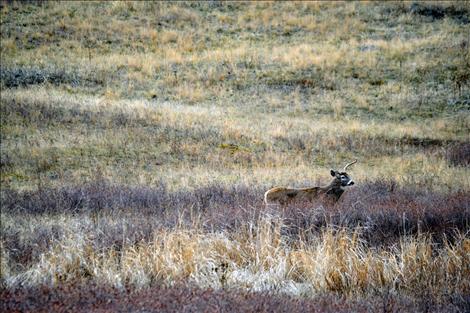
[1,1,469,311]
[1,181,468,310]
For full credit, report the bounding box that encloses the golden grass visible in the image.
[3,214,468,300]
[1,87,469,191]
[1,3,469,307]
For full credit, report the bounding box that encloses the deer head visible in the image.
[330,159,357,187]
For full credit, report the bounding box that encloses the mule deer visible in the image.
[264,160,357,206]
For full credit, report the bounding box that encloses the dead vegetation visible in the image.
[1,1,469,312]
[5,282,467,313]
[1,180,469,310]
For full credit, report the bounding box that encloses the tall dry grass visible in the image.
[1,181,469,309]
[2,213,469,304]
[1,1,469,311]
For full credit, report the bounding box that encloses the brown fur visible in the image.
[264,161,357,206]
[264,179,344,206]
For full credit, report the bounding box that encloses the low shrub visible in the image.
[446,142,470,167]
[0,66,102,88]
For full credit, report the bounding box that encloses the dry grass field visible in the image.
[1,1,470,312]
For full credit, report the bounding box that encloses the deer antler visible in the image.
[343,159,357,171]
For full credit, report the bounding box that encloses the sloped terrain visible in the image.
[1,1,469,312]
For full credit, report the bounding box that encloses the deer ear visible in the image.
[330,170,336,177]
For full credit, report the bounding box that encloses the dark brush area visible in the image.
[446,142,470,167]
[0,66,103,88]
[2,179,468,268]
[1,283,468,313]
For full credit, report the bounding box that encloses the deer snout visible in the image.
[348,180,355,186]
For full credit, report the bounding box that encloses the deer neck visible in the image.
[322,178,343,192]
[319,178,344,201]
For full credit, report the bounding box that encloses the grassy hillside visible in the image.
[1,2,469,312]
[1,1,469,191]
